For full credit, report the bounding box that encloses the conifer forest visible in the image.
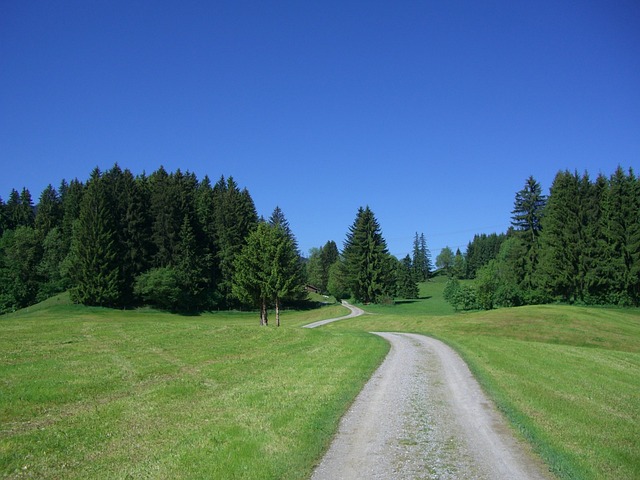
[0,164,638,315]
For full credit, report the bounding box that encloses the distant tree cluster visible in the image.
[0,165,304,320]
[318,208,426,303]
[306,240,340,294]
[444,167,640,310]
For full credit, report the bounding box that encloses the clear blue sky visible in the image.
[2,1,639,259]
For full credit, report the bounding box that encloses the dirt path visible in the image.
[305,311,552,479]
[302,301,365,329]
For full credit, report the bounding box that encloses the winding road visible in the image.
[305,303,552,480]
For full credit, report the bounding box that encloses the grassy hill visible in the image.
[2,285,639,479]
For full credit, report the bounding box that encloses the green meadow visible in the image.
[0,296,387,479]
[2,283,640,479]
[328,277,640,480]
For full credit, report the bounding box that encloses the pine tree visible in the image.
[511,176,546,244]
[579,173,608,303]
[60,179,85,256]
[37,227,68,300]
[464,233,507,279]
[269,206,293,240]
[0,196,7,237]
[69,169,122,306]
[1,226,42,309]
[35,184,62,237]
[538,171,582,302]
[412,232,432,282]
[196,175,219,304]
[15,188,35,228]
[268,207,305,325]
[397,255,419,299]
[175,214,207,310]
[213,176,258,306]
[149,166,182,268]
[511,176,546,291]
[603,167,640,305]
[104,165,153,304]
[343,206,393,303]
[6,189,20,230]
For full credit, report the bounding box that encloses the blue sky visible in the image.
[1,1,639,259]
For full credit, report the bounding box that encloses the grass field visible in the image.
[2,282,639,479]
[0,296,388,479]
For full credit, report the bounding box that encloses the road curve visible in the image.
[310,331,552,480]
[302,301,365,329]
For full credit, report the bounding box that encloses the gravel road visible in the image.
[302,301,365,329]
[305,309,552,479]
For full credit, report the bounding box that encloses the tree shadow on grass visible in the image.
[394,296,432,305]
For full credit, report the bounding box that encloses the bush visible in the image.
[134,268,181,311]
[443,277,479,311]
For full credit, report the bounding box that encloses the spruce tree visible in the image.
[213,176,258,306]
[35,184,62,237]
[412,232,432,282]
[580,173,608,303]
[511,176,546,244]
[269,206,293,240]
[0,197,7,237]
[196,175,219,304]
[60,179,85,255]
[6,189,20,230]
[511,176,546,291]
[149,166,182,268]
[464,233,507,279]
[175,213,207,310]
[604,167,640,304]
[69,169,122,306]
[16,188,35,228]
[37,227,68,300]
[397,255,419,299]
[268,207,305,324]
[538,171,582,302]
[104,165,153,304]
[343,206,393,303]
[1,226,42,309]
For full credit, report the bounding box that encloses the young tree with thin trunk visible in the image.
[268,207,305,326]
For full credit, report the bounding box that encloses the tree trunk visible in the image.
[275,297,280,327]
[260,299,268,326]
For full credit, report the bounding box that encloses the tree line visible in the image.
[0,164,434,317]
[442,167,640,310]
[0,165,303,316]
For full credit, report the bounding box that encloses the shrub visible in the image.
[134,268,181,310]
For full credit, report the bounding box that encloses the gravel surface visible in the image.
[309,331,553,480]
[302,301,365,329]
